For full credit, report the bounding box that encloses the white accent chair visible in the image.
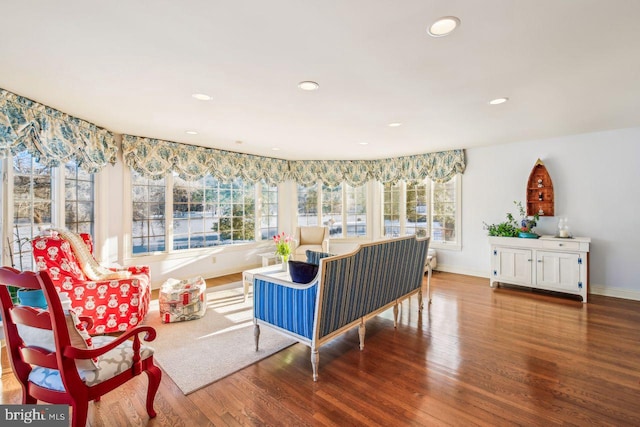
[292,226,330,261]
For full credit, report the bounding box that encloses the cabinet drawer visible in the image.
[542,240,580,250]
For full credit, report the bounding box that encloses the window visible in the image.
[215,177,255,244]
[134,171,259,254]
[259,182,278,240]
[297,183,319,226]
[132,170,166,254]
[64,160,94,235]
[173,175,219,249]
[11,151,53,271]
[405,181,428,238]
[383,182,401,237]
[297,182,368,238]
[431,178,458,244]
[4,152,95,270]
[345,184,366,237]
[383,175,461,248]
[322,184,342,236]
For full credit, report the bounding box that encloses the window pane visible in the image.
[64,161,95,235]
[259,182,278,240]
[345,184,366,237]
[322,184,342,236]
[431,176,458,244]
[297,183,318,226]
[12,151,53,270]
[406,181,428,237]
[131,170,166,255]
[172,175,255,250]
[383,182,401,237]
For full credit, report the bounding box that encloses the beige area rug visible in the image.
[143,282,297,395]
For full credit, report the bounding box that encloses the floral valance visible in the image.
[0,89,117,173]
[122,135,290,184]
[123,134,465,184]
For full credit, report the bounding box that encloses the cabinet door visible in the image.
[493,247,533,285]
[536,251,581,292]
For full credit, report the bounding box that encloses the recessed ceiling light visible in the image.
[298,81,319,91]
[272,147,281,151]
[185,130,198,135]
[192,93,212,101]
[388,122,402,127]
[359,142,369,145]
[489,97,509,105]
[235,140,243,145]
[428,16,461,37]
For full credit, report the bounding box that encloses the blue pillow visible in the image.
[288,260,319,284]
[305,250,334,265]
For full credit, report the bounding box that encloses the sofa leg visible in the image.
[393,303,398,328]
[311,348,319,381]
[254,324,260,351]
[358,320,366,350]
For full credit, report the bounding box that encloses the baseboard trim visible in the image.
[435,264,489,279]
[436,265,640,302]
[589,284,640,301]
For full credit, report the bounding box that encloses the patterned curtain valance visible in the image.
[124,134,465,184]
[0,88,117,173]
[290,149,466,185]
[122,135,290,183]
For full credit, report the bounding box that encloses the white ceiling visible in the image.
[2,1,639,160]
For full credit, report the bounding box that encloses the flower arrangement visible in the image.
[273,232,292,261]
[484,201,540,237]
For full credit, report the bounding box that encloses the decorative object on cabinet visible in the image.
[527,159,554,216]
[31,229,151,334]
[557,217,571,238]
[489,235,590,302]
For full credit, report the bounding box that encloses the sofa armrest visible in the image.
[253,275,318,340]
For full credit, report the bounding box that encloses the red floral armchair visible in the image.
[32,230,151,334]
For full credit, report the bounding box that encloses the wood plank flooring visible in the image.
[2,272,640,426]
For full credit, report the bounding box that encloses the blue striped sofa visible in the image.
[253,235,430,381]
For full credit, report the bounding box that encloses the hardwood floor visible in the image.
[2,272,640,426]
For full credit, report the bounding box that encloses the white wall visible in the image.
[101,127,640,299]
[437,127,640,300]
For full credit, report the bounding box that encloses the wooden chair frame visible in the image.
[0,267,161,427]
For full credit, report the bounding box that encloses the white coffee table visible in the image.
[242,264,289,301]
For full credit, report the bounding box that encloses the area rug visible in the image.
[143,282,297,395]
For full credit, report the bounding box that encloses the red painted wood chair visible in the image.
[0,267,161,427]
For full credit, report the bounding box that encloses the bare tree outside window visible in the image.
[132,170,166,254]
[322,184,342,236]
[12,151,53,271]
[345,184,367,236]
[65,160,94,235]
[297,183,318,226]
[259,182,278,240]
[383,182,401,237]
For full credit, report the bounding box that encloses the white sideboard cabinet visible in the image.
[489,236,590,302]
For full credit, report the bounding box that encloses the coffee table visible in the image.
[242,264,289,301]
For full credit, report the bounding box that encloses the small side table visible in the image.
[242,265,285,301]
[257,252,278,267]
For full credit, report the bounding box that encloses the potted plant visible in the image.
[484,201,540,238]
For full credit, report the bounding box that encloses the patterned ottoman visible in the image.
[159,276,207,323]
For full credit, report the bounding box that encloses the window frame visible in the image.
[1,152,97,270]
[297,180,370,240]
[382,175,462,250]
